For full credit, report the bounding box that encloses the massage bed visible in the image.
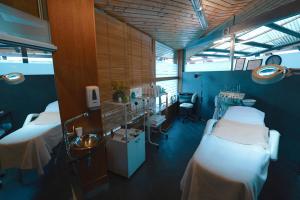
[181,106,280,200]
[0,101,62,175]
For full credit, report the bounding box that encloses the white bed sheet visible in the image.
[0,113,62,175]
[181,106,274,200]
[181,133,270,200]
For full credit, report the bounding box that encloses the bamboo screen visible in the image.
[95,11,155,101]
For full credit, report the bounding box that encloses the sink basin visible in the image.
[70,134,100,150]
[242,99,256,107]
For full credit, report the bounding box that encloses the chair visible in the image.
[179,92,198,123]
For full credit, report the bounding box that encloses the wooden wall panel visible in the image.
[95,11,155,101]
[47,0,101,125]
[1,0,49,19]
[177,49,184,93]
[1,0,39,17]
[47,0,107,191]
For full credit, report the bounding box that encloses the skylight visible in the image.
[238,26,271,41]
[193,13,300,60]
[274,14,300,26]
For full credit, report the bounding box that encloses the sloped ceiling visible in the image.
[95,0,296,50]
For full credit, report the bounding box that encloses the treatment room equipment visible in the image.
[2,0,300,199]
[252,64,300,84]
[181,106,280,200]
[0,72,25,85]
[0,101,62,175]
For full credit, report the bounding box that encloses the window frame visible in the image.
[155,42,179,108]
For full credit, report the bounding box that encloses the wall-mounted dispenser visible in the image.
[86,86,100,110]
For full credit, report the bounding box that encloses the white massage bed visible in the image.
[0,101,62,175]
[181,106,280,200]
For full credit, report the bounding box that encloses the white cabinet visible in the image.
[106,130,145,178]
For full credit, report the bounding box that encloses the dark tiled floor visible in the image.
[259,135,300,200]
[0,156,71,200]
[92,120,204,200]
[0,120,204,200]
[0,119,299,200]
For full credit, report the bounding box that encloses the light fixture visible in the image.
[252,64,300,84]
[191,0,208,30]
[0,72,25,85]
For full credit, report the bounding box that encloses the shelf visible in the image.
[101,100,146,137]
[111,128,143,143]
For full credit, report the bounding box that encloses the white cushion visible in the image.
[180,103,193,109]
[191,93,198,103]
[223,106,265,125]
[45,101,59,112]
[31,112,61,125]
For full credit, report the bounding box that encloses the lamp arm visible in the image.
[287,68,300,77]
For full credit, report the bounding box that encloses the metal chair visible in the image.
[179,92,198,123]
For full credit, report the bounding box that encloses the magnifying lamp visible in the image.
[0,72,25,85]
[252,64,300,84]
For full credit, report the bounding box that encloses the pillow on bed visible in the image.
[45,101,59,112]
[223,106,265,125]
[31,112,61,125]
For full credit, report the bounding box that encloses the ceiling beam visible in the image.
[265,23,300,39]
[236,40,274,49]
[230,1,300,34]
[0,44,14,48]
[205,48,250,55]
[194,53,238,58]
[248,40,300,56]
[186,1,300,57]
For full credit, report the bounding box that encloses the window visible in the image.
[0,46,54,75]
[185,57,231,72]
[0,46,22,63]
[156,61,178,78]
[155,41,178,107]
[185,14,300,72]
[156,79,178,106]
[0,47,53,64]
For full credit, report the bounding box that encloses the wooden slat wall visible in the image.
[95,10,155,101]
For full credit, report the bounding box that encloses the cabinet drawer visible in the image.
[135,133,145,166]
[106,131,146,178]
[127,132,145,177]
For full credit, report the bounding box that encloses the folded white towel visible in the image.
[31,112,61,125]
[212,119,269,149]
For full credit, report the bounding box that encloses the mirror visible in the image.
[252,64,300,84]
[1,72,25,85]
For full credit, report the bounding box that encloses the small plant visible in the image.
[112,81,128,102]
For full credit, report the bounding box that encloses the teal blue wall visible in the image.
[0,75,57,130]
